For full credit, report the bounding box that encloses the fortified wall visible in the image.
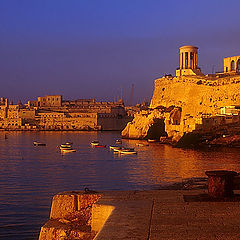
[151,75,240,116]
[122,45,240,141]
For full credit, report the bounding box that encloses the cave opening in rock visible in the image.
[146,118,167,140]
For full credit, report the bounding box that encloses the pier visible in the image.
[39,189,240,239]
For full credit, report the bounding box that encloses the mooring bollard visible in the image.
[205,170,238,198]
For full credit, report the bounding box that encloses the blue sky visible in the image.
[1,0,240,104]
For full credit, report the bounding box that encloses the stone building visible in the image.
[0,101,23,129]
[37,95,62,107]
[224,55,240,73]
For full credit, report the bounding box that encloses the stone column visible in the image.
[195,53,198,69]
[180,52,183,69]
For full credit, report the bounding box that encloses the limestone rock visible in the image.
[121,109,165,139]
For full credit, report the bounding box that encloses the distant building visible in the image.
[38,95,62,107]
[0,95,133,131]
[224,55,240,73]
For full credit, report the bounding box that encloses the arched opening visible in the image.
[146,118,167,140]
[231,60,235,71]
[237,59,240,72]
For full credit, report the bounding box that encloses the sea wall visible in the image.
[38,191,102,240]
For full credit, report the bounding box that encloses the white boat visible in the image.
[62,148,76,153]
[60,145,72,150]
[109,146,121,151]
[91,140,99,146]
[118,149,137,155]
[60,143,73,150]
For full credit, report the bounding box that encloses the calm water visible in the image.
[1,131,240,239]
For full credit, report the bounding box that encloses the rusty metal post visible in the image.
[205,170,238,198]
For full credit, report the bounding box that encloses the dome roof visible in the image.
[179,45,198,50]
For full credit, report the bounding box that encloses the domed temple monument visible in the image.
[176,45,203,76]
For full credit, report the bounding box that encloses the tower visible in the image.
[176,45,203,76]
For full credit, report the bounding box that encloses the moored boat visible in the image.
[60,145,72,150]
[91,140,99,146]
[109,145,121,151]
[33,141,46,146]
[113,147,135,153]
[61,148,76,153]
[95,145,106,148]
[118,149,137,155]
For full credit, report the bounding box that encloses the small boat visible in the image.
[61,148,76,153]
[118,149,137,155]
[148,139,158,143]
[114,147,134,153]
[95,145,106,148]
[91,140,99,146]
[60,144,72,150]
[109,146,121,151]
[33,141,46,146]
[115,139,122,144]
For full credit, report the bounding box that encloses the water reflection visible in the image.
[123,139,240,188]
[1,132,240,239]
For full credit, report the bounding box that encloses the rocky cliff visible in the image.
[121,109,165,139]
[122,74,240,141]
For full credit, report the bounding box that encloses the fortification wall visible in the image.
[150,75,240,117]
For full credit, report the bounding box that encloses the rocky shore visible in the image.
[121,73,240,148]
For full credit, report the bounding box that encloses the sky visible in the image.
[1,0,240,105]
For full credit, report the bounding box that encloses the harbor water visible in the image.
[1,131,240,239]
